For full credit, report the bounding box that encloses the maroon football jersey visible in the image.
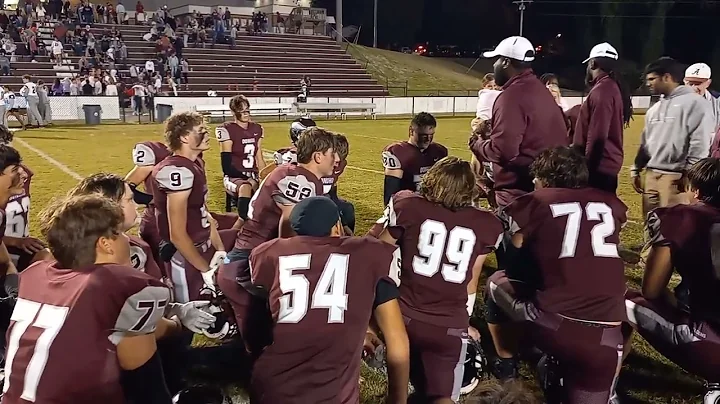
[129,235,164,281]
[382,141,448,192]
[5,164,33,239]
[2,261,170,404]
[249,236,401,404]
[215,121,264,178]
[321,158,348,194]
[152,155,211,245]
[132,141,172,235]
[382,190,503,328]
[235,164,324,251]
[647,202,720,322]
[505,187,628,322]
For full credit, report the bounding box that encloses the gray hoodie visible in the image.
[632,85,715,175]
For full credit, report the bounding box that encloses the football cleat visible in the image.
[172,385,231,404]
[198,286,237,340]
[460,338,488,395]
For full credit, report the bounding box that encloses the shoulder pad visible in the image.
[215,125,231,142]
[156,165,194,191]
[382,150,402,170]
[113,284,170,336]
[275,174,319,204]
[132,142,156,166]
[129,245,148,272]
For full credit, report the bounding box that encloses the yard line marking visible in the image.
[261,150,383,175]
[15,137,83,181]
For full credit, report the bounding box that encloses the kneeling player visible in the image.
[216,95,265,218]
[219,127,337,346]
[248,197,409,404]
[0,127,51,269]
[375,157,503,403]
[485,147,626,404]
[624,157,720,403]
[382,112,447,205]
[151,112,227,303]
[3,194,177,404]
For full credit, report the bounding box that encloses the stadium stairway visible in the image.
[2,23,388,98]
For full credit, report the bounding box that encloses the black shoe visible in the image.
[491,356,519,381]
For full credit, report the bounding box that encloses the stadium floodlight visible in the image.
[512,0,533,36]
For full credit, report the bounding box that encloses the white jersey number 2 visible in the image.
[550,202,618,259]
[412,219,477,284]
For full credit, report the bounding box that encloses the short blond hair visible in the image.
[418,156,477,210]
[164,112,205,151]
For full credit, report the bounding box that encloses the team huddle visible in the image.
[0,64,717,404]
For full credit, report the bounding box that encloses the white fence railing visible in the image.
[7,95,654,122]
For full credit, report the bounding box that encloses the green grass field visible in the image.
[12,116,705,403]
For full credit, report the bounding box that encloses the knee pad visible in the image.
[483,296,510,324]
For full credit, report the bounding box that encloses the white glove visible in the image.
[202,250,227,291]
[167,301,217,334]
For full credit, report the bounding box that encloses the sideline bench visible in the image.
[293,102,376,120]
[195,103,294,120]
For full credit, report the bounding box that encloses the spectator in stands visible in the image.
[51,79,62,95]
[81,77,93,95]
[69,78,79,95]
[51,36,63,66]
[78,55,89,74]
[131,81,146,115]
[0,52,9,76]
[135,1,144,25]
[116,2,126,24]
[144,58,154,75]
[167,52,178,78]
[80,1,93,24]
[229,23,237,48]
[61,77,71,95]
[180,57,189,87]
[275,12,284,33]
[195,27,206,47]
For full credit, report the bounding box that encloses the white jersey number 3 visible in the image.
[413,219,477,284]
[550,202,618,259]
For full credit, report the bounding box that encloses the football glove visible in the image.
[167,301,217,334]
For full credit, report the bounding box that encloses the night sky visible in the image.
[315,0,720,88]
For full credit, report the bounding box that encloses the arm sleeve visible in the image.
[471,94,526,164]
[685,101,714,167]
[373,278,400,310]
[155,165,194,192]
[383,176,402,206]
[220,152,249,179]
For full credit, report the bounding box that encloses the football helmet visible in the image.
[198,286,237,340]
[289,116,316,145]
[172,385,231,404]
[460,338,488,395]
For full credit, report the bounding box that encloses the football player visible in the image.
[624,157,720,403]
[151,112,227,303]
[375,156,503,403]
[485,146,627,404]
[218,126,338,345]
[3,194,176,404]
[126,139,240,263]
[248,196,409,404]
[0,144,27,366]
[0,126,51,270]
[382,112,448,205]
[215,95,266,218]
[257,116,314,180]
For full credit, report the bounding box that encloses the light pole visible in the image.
[512,0,533,36]
[373,0,378,48]
[336,0,343,44]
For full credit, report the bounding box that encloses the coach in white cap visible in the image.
[685,62,720,132]
[573,42,633,194]
[469,36,567,208]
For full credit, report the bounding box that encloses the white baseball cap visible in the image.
[685,63,711,80]
[582,42,619,63]
[483,36,535,62]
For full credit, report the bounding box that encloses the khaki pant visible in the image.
[641,170,692,257]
